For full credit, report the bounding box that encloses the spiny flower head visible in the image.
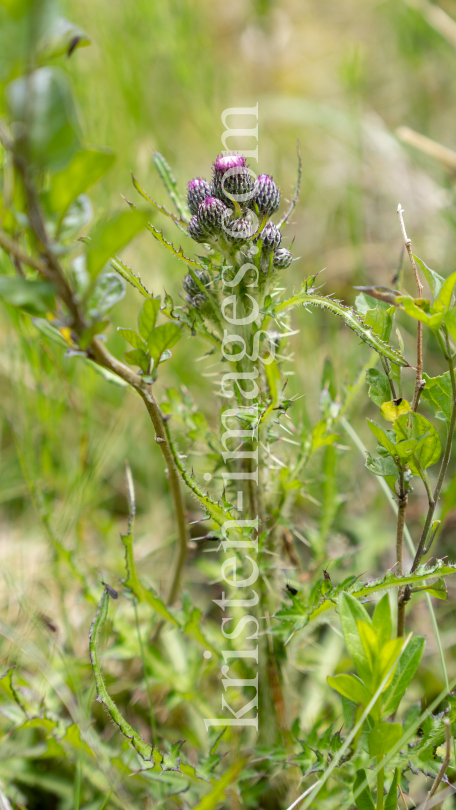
[273,247,293,268]
[188,214,207,243]
[212,153,254,207]
[187,178,212,216]
[223,214,254,244]
[255,221,281,252]
[250,174,281,215]
[197,196,230,236]
[182,267,210,296]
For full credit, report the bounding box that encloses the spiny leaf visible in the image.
[153,151,189,221]
[132,174,187,225]
[147,222,210,272]
[111,256,152,298]
[274,289,410,367]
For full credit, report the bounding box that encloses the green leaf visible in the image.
[366,453,397,479]
[372,594,392,648]
[400,296,443,330]
[111,256,152,298]
[363,305,394,342]
[48,148,115,218]
[393,412,441,472]
[191,759,248,810]
[37,16,91,62]
[368,721,402,757]
[354,287,402,307]
[384,768,400,810]
[353,769,376,810]
[274,288,410,367]
[414,255,444,299]
[138,297,161,340]
[147,322,182,368]
[381,637,425,717]
[86,273,125,320]
[367,420,397,457]
[421,577,447,600]
[434,269,456,314]
[0,276,54,315]
[338,593,372,685]
[366,368,390,406]
[152,151,188,220]
[327,674,372,708]
[6,67,80,169]
[322,356,337,399]
[117,328,145,349]
[123,349,149,374]
[86,209,150,278]
[380,399,411,421]
[421,371,454,424]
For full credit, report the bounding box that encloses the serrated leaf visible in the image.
[366,368,390,406]
[274,288,410,366]
[147,322,182,368]
[147,222,209,271]
[86,209,150,278]
[353,769,376,810]
[110,256,152,298]
[117,328,145,349]
[161,740,184,772]
[124,349,149,373]
[153,151,189,220]
[364,305,394,342]
[138,297,161,340]
[422,371,454,424]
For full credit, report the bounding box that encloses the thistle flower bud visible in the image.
[186,292,207,310]
[273,247,293,269]
[182,268,210,296]
[255,221,282,252]
[197,196,230,236]
[250,174,281,215]
[187,178,212,216]
[188,214,207,243]
[224,216,254,244]
[212,153,254,206]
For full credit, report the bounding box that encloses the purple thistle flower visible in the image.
[250,174,281,215]
[223,215,254,244]
[188,214,207,243]
[187,178,212,216]
[212,153,254,207]
[196,196,230,236]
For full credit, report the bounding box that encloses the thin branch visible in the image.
[396,465,408,638]
[397,204,424,411]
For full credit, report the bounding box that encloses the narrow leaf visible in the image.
[111,256,152,298]
[353,769,376,810]
[153,151,189,220]
[381,636,425,717]
[414,255,444,299]
[384,768,400,810]
[338,593,372,684]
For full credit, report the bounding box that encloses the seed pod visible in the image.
[255,221,282,252]
[212,153,254,206]
[197,196,230,236]
[273,247,293,269]
[250,174,281,215]
[187,178,212,215]
[183,268,210,296]
[188,214,207,243]
[224,215,254,244]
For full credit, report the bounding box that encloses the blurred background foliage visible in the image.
[2,0,456,807]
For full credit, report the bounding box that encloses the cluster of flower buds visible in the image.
[182,268,210,310]
[185,153,293,273]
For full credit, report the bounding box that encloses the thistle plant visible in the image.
[2,6,456,809]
